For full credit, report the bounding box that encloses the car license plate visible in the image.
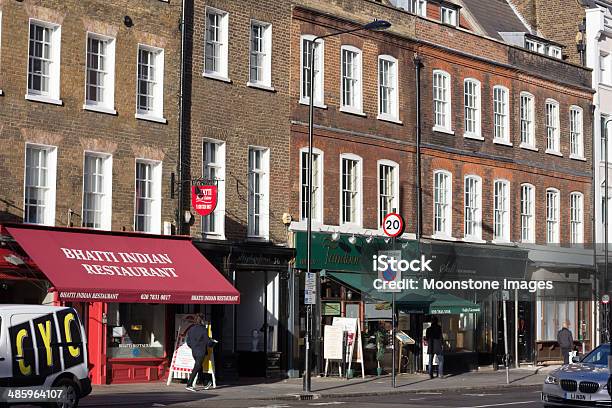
[565,392,591,401]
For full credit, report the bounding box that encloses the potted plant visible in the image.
[374,328,388,376]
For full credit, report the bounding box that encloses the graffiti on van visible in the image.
[8,308,85,380]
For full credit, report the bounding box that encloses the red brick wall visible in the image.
[0,0,181,231]
[289,5,593,247]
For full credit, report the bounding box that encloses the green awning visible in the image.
[325,270,480,314]
[428,293,481,314]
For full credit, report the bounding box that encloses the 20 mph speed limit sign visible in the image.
[382,213,405,238]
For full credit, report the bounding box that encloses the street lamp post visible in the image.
[303,19,391,393]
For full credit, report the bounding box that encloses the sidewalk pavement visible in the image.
[91,365,558,401]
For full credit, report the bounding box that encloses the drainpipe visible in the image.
[177,0,188,235]
[413,52,423,241]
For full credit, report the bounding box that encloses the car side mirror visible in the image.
[571,356,581,363]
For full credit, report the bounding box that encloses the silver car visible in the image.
[541,344,610,407]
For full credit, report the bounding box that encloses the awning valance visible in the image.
[5,224,239,304]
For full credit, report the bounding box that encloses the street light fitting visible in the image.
[363,19,392,31]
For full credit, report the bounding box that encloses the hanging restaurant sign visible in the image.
[191,179,218,217]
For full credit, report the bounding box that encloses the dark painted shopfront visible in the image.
[292,231,539,374]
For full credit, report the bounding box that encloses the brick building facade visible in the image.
[288,0,595,372]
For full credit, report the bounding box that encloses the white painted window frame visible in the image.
[493,179,511,243]
[545,99,561,155]
[135,44,166,123]
[340,45,364,116]
[569,106,584,160]
[248,20,273,89]
[463,175,482,241]
[133,159,162,234]
[433,69,453,133]
[520,183,535,243]
[299,35,325,108]
[340,153,363,227]
[463,78,482,139]
[377,55,400,123]
[570,191,584,245]
[25,19,62,105]
[204,7,230,82]
[493,85,511,145]
[81,151,113,231]
[202,139,226,239]
[299,147,324,224]
[433,169,452,239]
[23,143,57,226]
[377,159,400,228]
[546,188,560,244]
[83,32,116,115]
[247,146,270,240]
[519,92,536,150]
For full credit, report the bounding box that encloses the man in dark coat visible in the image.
[426,317,444,379]
[185,314,216,391]
[557,321,574,365]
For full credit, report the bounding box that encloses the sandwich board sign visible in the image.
[332,317,365,379]
[323,324,344,377]
[167,314,216,387]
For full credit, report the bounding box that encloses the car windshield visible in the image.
[581,344,610,365]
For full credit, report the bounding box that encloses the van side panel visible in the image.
[8,320,43,386]
[32,314,62,377]
[56,308,86,369]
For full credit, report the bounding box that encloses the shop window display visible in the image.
[107,303,166,358]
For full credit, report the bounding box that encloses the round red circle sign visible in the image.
[382,213,405,238]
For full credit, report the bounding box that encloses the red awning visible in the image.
[0,245,45,281]
[5,225,239,304]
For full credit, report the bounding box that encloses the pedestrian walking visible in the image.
[185,314,217,392]
[557,321,574,365]
[426,317,444,379]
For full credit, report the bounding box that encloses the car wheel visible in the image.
[53,378,80,408]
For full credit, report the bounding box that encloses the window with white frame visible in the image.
[545,99,560,154]
[570,192,583,245]
[601,116,610,162]
[248,147,270,238]
[464,176,482,240]
[378,161,399,227]
[390,0,427,16]
[300,35,324,106]
[27,20,61,102]
[570,106,584,158]
[520,184,535,243]
[300,148,323,223]
[548,46,562,59]
[202,140,226,237]
[441,5,458,26]
[600,52,610,85]
[341,46,363,113]
[546,188,560,244]
[526,38,545,54]
[520,92,535,147]
[136,45,165,121]
[341,154,362,225]
[249,21,272,87]
[464,79,481,138]
[205,8,229,79]
[433,70,451,131]
[134,160,161,234]
[433,170,452,237]
[85,34,115,112]
[24,144,57,226]
[82,153,112,230]
[378,55,399,121]
[493,180,510,242]
[493,86,510,143]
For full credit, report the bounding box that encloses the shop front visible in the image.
[1,223,240,385]
[292,232,531,374]
[192,240,294,379]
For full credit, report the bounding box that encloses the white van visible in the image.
[0,305,91,407]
